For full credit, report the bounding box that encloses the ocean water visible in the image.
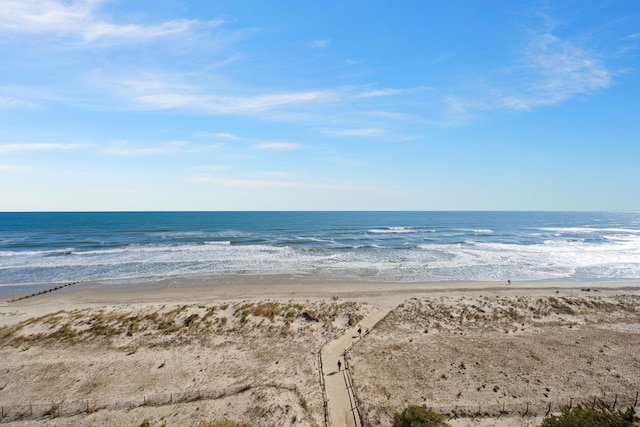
[1,211,639,294]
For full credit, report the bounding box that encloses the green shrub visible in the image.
[44,403,59,417]
[539,402,638,427]
[393,405,450,427]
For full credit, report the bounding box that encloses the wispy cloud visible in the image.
[260,171,292,178]
[357,88,403,98]
[0,0,219,43]
[189,165,232,172]
[311,39,330,48]
[136,90,336,115]
[208,133,241,140]
[0,96,36,109]
[323,128,384,137]
[445,24,610,115]
[522,29,610,103]
[197,133,303,152]
[0,143,87,154]
[366,111,410,119]
[188,174,368,191]
[116,77,193,93]
[0,164,32,172]
[102,141,189,156]
[256,142,303,151]
[357,86,430,99]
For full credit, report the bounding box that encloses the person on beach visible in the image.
[337,360,342,371]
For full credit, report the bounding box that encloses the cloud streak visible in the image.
[357,88,404,98]
[323,128,384,137]
[0,0,219,43]
[514,28,611,109]
[136,90,336,115]
[311,39,330,48]
[256,142,303,151]
[0,3,618,137]
[0,143,88,154]
[0,164,32,172]
[0,96,36,109]
[445,25,611,116]
[102,141,189,156]
[188,174,369,191]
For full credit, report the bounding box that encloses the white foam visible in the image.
[539,227,640,234]
[0,248,76,257]
[3,220,640,285]
[368,227,415,234]
[459,228,494,235]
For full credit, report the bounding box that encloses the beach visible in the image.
[1,279,639,426]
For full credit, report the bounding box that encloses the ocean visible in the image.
[1,211,639,296]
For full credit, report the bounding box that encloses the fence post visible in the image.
[497,402,505,419]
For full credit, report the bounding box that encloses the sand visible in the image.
[0,279,639,427]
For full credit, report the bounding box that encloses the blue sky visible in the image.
[1,0,639,211]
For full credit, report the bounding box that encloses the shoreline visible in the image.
[3,271,640,296]
[2,277,640,327]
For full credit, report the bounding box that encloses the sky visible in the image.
[1,0,639,211]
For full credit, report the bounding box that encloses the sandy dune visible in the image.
[0,279,639,426]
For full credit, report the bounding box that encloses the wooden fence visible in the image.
[0,383,286,423]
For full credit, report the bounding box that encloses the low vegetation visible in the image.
[383,295,639,335]
[539,402,639,427]
[0,300,368,351]
[393,405,450,427]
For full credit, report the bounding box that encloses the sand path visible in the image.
[322,306,394,427]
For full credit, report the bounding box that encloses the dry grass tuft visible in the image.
[0,300,371,352]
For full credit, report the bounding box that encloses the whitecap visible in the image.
[368,227,415,234]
